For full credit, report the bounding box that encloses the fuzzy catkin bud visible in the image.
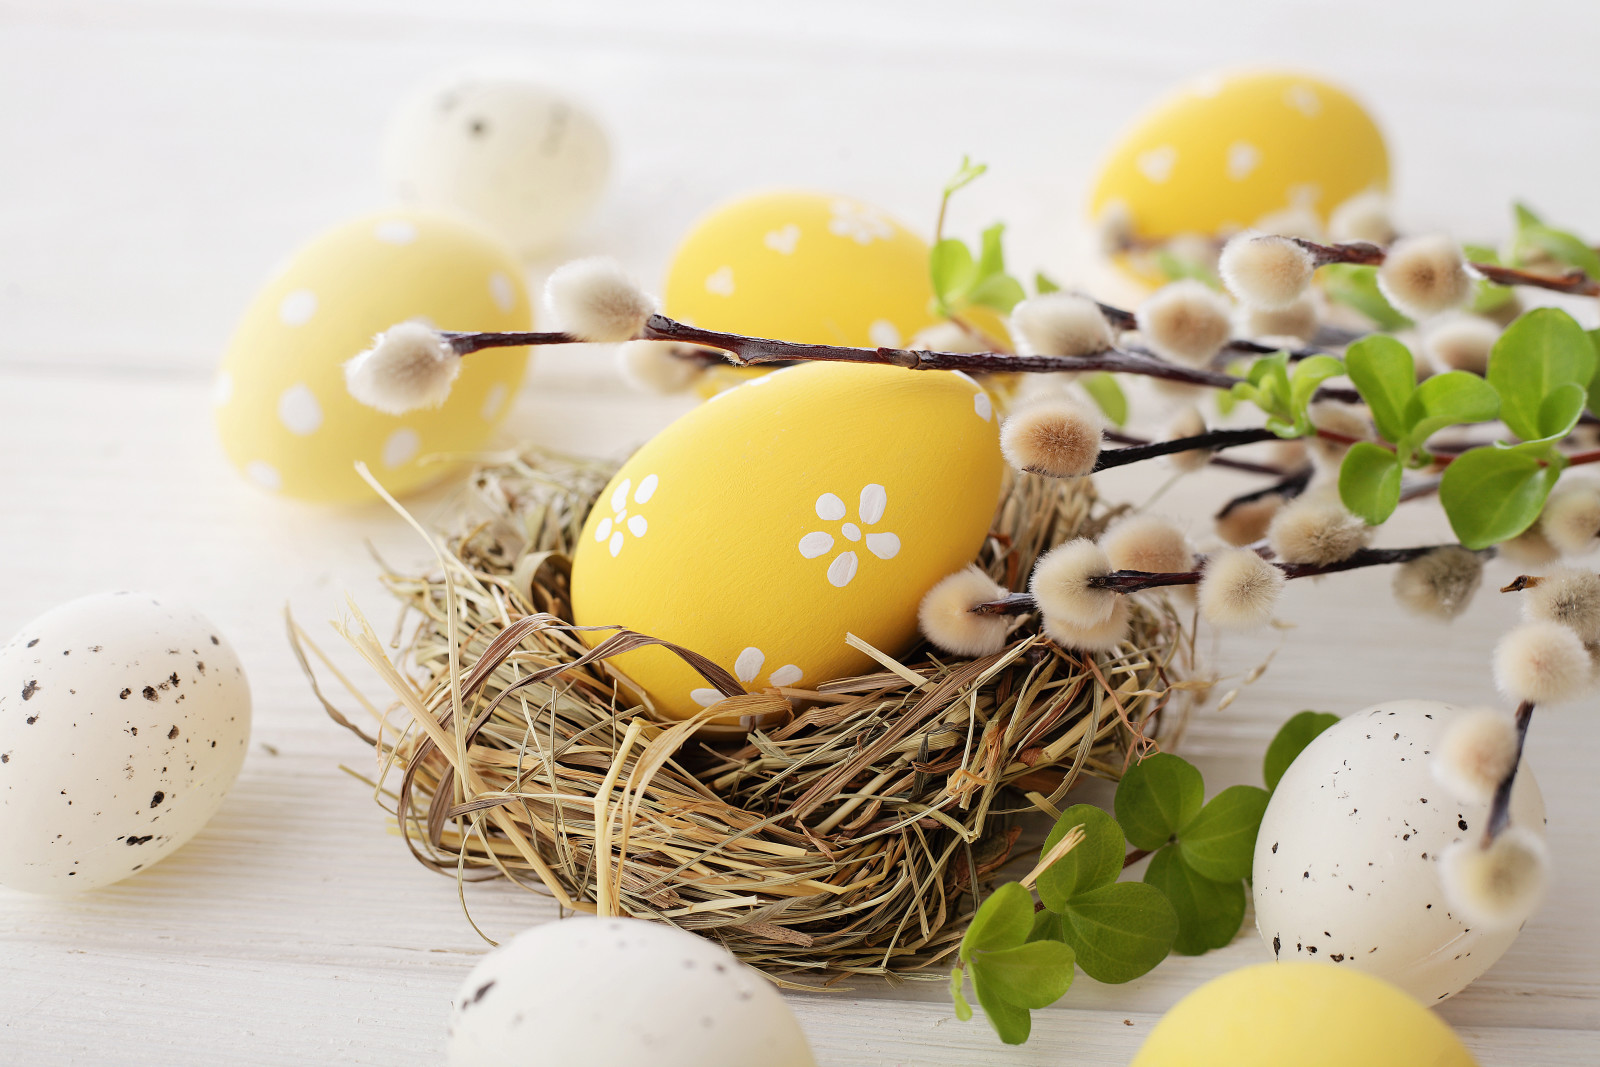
[1010,293,1115,358]
[1218,233,1316,310]
[1433,708,1521,805]
[1391,546,1484,621]
[1000,401,1104,478]
[1376,235,1474,320]
[1102,515,1195,575]
[1215,495,1283,547]
[910,321,993,354]
[545,257,656,342]
[1165,406,1211,473]
[1135,280,1233,366]
[1540,484,1600,557]
[615,341,704,394]
[1493,620,1593,705]
[1042,596,1130,653]
[1243,294,1318,344]
[1266,499,1370,565]
[1438,828,1549,930]
[918,567,1011,657]
[1423,315,1499,377]
[1031,539,1116,627]
[1197,549,1284,629]
[343,321,460,414]
[1521,567,1600,644]
[1327,190,1396,247]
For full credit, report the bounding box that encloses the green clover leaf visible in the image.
[1115,753,1204,851]
[1177,785,1270,883]
[1143,844,1248,955]
[1264,711,1340,792]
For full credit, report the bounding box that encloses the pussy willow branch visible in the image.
[969,544,1487,614]
[1103,430,1287,476]
[1486,700,1535,843]
[1216,466,1313,518]
[1292,238,1600,297]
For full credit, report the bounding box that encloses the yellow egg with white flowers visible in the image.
[665,191,942,351]
[1132,962,1476,1067]
[1090,70,1388,243]
[571,361,1004,724]
[215,209,532,503]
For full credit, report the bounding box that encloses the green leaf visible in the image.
[1288,355,1346,429]
[1464,244,1517,316]
[1587,329,1600,415]
[972,970,1031,1045]
[1115,753,1205,851]
[960,881,1033,960]
[1035,804,1126,912]
[1028,910,1068,944]
[1439,446,1563,549]
[930,238,977,313]
[1051,882,1177,984]
[1343,335,1414,444]
[1337,442,1403,525]
[1538,382,1588,440]
[949,965,973,1021]
[1399,371,1501,459]
[1320,263,1412,331]
[1511,202,1600,278]
[1487,307,1596,442]
[1178,785,1270,883]
[1144,845,1247,955]
[1034,270,1061,295]
[942,155,988,199]
[1264,711,1341,792]
[967,271,1026,314]
[969,940,1077,1010]
[975,222,1008,281]
[1080,372,1128,427]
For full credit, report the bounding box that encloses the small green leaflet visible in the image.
[1177,785,1270,883]
[1143,844,1248,955]
[1588,329,1600,416]
[953,880,1076,1045]
[1035,804,1124,909]
[1263,711,1340,791]
[1438,445,1564,549]
[1115,753,1204,851]
[1343,335,1414,445]
[1081,373,1128,426]
[1400,371,1500,461]
[1486,308,1595,442]
[1320,263,1411,331]
[1338,442,1403,525]
[1511,202,1600,279]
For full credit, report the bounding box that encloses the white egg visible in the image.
[0,592,251,893]
[1253,699,1544,1003]
[447,917,816,1067]
[383,73,610,256]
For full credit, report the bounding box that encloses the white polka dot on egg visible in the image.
[488,272,516,312]
[245,461,282,490]
[276,383,323,435]
[382,428,420,468]
[278,289,317,326]
[374,219,418,245]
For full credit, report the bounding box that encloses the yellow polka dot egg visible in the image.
[215,209,532,502]
[1090,69,1389,244]
[666,191,940,351]
[571,361,1004,725]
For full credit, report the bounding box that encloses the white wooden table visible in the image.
[3,2,1598,1063]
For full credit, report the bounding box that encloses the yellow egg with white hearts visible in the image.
[1090,69,1389,244]
[571,361,1004,724]
[1132,962,1477,1067]
[215,209,532,503]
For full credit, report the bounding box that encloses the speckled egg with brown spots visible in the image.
[0,592,251,893]
[1253,699,1544,1003]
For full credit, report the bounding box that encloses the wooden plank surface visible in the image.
[2,2,1598,1063]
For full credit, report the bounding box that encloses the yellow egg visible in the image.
[571,361,1003,723]
[666,190,1009,353]
[215,209,532,503]
[1090,70,1388,242]
[1132,962,1477,1067]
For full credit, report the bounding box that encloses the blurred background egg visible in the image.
[447,917,816,1067]
[1090,69,1389,247]
[383,73,611,257]
[0,593,251,894]
[1131,962,1478,1067]
[214,209,532,503]
[571,361,1004,723]
[1253,700,1544,1003]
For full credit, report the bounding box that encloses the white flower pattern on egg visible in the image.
[798,484,901,588]
[594,474,659,558]
[827,200,894,245]
[689,645,803,707]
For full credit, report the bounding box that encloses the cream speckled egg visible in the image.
[1090,70,1388,242]
[1253,700,1544,1003]
[570,361,1004,723]
[0,593,251,894]
[383,74,610,256]
[1132,962,1477,1067]
[215,209,532,503]
[447,917,816,1067]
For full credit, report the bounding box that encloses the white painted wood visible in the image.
[3,2,1599,1063]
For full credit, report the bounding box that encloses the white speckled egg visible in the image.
[0,593,251,894]
[447,917,816,1067]
[1253,699,1544,1003]
[384,74,611,256]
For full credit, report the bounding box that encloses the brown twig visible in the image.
[1486,701,1535,842]
[1292,238,1600,298]
[1215,466,1313,519]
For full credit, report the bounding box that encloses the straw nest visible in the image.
[298,447,1194,985]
